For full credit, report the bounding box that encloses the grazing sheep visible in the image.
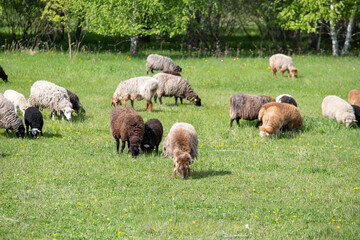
[24,107,44,137]
[348,89,360,107]
[66,89,86,114]
[110,106,145,158]
[28,80,73,120]
[0,93,25,138]
[146,54,182,74]
[0,66,8,83]
[163,122,198,179]
[3,90,28,116]
[322,95,356,127]
[141,119,163,153]
[269,54,298,78]
[276,94,298,107]
[229,93,274,127]
[111,76,158,112]
[152,72,201,106]
[258,102,303,137]
[351,105,360,127]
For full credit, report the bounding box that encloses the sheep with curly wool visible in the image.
[66,89,86,114]
[152,72,201,106]
[229,93,274,127]
[258,102,303,137]
[28,80,73,120]
[269,54,298,78]
[348,89,360,107]
[146,54,182,74]
[163,122,198,179]
[0,65,8,83]
[24,107,44,137]
[110,106,145,158]
[0,93,25,138]
[111,76,158,112]
[276,94,298,107]
[322,95,356,127]
[4,89,28,116]
[141,119,163,154]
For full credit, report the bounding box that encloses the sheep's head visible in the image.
[175,152,192,179]
[259,125,273,137]
[63,107,73,120]
[30,128,41,137]
[13,125,25,138]
[129,145,140,158]
[290,68,298,78]
[344,117,355,127]
[194,96,201,107]
[111,96,121,107]
[172,64,182,73]
[0,67,8,83]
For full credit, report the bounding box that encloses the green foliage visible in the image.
[0,52,359,239]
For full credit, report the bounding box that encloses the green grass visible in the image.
[0,51,359,239]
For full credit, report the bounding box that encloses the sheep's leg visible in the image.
[121,140,126,153]
[26,124,29,136]
[52,112,55,120]
[180,98,183,104]
[6,129,9,138]
[145,100,153,112]
[154,96,157,103]
[127,141,130,152]
[131,100,134,108]
[172,163,177,178]
[281,71,284,77]
[159,97,163,105]
[155,145,159,154]
[272,68,276,77]
[230,118,235,128]
[236,117,240,126]
[123,100,127,107]
[174,97,178,105]
[116,138,120,153]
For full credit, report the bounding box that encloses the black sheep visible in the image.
[66,89,85,114]
[141,119,163,153]
[351,105,360,127]
[24,107,44,137]
[0,66,8,83]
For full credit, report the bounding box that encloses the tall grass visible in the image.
[0,51,359,239]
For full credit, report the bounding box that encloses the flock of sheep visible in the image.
[1,53,359,179]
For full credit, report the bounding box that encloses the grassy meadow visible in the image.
[0,50,359,239]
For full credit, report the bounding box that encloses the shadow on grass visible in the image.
[0,153,10,158]
[191,170,231,179]
[71,113,87,122]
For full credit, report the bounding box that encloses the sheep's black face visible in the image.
[130,146,140,158]
[194,97,201,107]
[174,65,182,72]
[0,68,8,83]
[14,125,25,138]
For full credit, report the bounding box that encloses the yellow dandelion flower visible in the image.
[107,218,110,221]
[108,198,111,201]
[118,231,122,234]
[289,206,293,208]
[309,193,313,196]
[169,219,173,222]
[337,226,340,229]
[328,222,331,224]
[101,228,104,231]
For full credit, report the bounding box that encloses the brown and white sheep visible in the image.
[348,89,360,107]
[322,95,356,127]
[229,93,275,127]
[258,102,303,137]
[163,122,198,180]
[269,54,298,78]
[110,106,145,158]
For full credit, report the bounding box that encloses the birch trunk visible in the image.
[329,3,339,56]
[341,6,357,56]
[130,35,139,56]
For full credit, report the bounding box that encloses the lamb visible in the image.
[111,76,159,112]
[110,106,145,158]
[3,90,28,116]
[322,95,356,127]
[276,94,298,107]
[351,105,360,127]
[66,89,86,114]
[0,65,8,83]
[163,122,198,179]
[0,93,25,138]
[269,54,298,78]
[24,107,44,137]
[348,89,360,107]
[141,119,163,153]
[152,72,201,106]
[258,102,303,137]
[146,54,182,74]
[27,80,73,120]
[229,93,275,127]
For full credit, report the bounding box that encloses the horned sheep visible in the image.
[110,106,145,158]
[348,89,360,107]
[322,95,356,127]
[141,119,163,154]
[229,93,274,127]
[28,80,73,120]
[0,93,25,138]
[163,122,198,179]
[153,72,201,106]
[111,76,158,112]
[4,89,28,116]
[276,94,298,107]
[24,107,44,137]
[146,54,182,74]
[269,54,298,78]
[258,102,303,137]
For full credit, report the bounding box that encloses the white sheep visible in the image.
[322,95,356,127]
[163,122,198,179]
[0,93,25,138]
[111,76,159,112]
[27,80,73,120]
[146,54,182,74]
[3,90,28,116]
[269,54,298,78]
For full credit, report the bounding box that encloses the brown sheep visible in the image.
[348,89,360,107]
[269,54,298,78]
[110,106,145,158]
[258,102,303,137]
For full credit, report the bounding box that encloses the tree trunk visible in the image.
[329,3,339,56]
[186,10,201,50]
[130,35,139,56]
[67,24,72,58]
[341,7,357,56]
[317,20,323,51]
[75,19,82,44]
